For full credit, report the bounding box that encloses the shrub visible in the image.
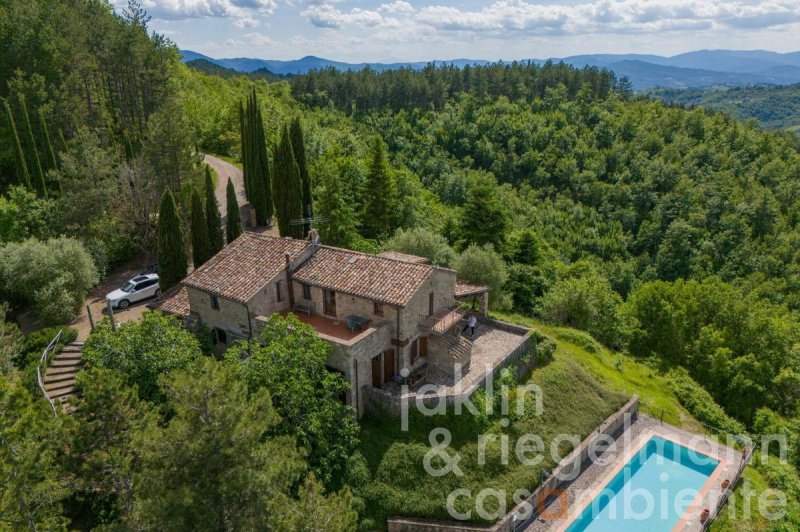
[540,272,630,350]
[83,312,201,402]
[16,326,78,370]
[454,244,509,309]
[0,237,98,324]
[383,227,456,267]
[666,367,746,436]
[557,329,602,354]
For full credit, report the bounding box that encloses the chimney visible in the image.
[285,252,295,308]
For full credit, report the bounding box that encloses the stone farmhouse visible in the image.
[154,232,529,417]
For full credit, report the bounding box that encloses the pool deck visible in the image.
[526,415,744,531]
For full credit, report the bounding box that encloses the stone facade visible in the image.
[186,286,251,343]
[175,235,494,418]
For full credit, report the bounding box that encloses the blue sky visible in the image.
[117,1,800,61]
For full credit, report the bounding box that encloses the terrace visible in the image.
[282,311,383,346]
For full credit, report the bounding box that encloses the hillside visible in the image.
[648,83,800,131]
[181,48,800,89]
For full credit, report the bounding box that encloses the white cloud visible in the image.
[301,0,800,36]
[243,31,275,46]
[234,16,260,27]
[132,0,277,20]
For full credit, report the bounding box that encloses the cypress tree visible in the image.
[226,178,243,244]
[157,188,187,291]
[239,90,271,226]
[191,190,212,268]
[18,96,46,196]
[239,101,252,201]
[290,116,312,231]
[255,105,273,222]
[362,135,396,239]
[272,124,304,238]
[3,99,31,190]
[204,166,224,255]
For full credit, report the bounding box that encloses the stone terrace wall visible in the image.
[385,395,640,532]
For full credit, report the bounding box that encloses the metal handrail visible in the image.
[701,446,754,530]
[36,329,62,417]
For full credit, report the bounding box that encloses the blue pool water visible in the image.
[567,436,719,531]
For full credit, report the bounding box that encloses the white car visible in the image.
[106,273,161,309]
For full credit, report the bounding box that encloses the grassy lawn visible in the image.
[491,313,778,532]
[355,312,782,529]
[493,313,702,431]
[357,350,627,525]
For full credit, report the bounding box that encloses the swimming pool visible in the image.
[566,435,719,531]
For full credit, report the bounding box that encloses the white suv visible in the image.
[106,273,160,309]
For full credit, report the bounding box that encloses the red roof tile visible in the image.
[182,233,310,303]
[455,282,490,297]
[149,285,191,318]
[294,246,433,307]
[377,251,430,264]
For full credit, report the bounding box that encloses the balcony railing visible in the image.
[419,299,467,333]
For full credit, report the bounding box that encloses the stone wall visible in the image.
[327,321,392,417]
[186,287,250,341]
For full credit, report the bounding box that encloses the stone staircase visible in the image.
[43,341,84,413]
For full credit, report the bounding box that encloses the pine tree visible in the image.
[38,109,60,194]
[157,189,187,291]
[361,135,396,239]
[290,116,312,230]
[226,178,243,244]
[204,166,224,255]
[190,190,211,268]
[18,96,46,196]
[460,173,509,251]
[3,99,31,190]
[38,110,58,171]
[272,124,304,238]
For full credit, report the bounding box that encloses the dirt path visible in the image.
[204,154,246,218]
[70,258,156,341]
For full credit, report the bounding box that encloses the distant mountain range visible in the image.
[180,49,800,90]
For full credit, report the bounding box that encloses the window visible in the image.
[211,295,220,310]
[373,301,384,316]
[213,328,227,344]
[429,292,435,315]
[410,337,419,363]
[276,281,283,302]
[302,283,311,300]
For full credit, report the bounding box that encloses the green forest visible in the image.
[649,83,800,132]
[2,0,800,530]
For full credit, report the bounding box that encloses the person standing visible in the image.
[462,314,478,337]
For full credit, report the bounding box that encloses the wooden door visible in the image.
[323,289,336,316]
[419,336,428,358]
[371,355,382,387]
[383,349,395,383]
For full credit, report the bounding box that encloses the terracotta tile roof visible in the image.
[294,246,433,307]
[455,282,490,297]
[377,251,430,264]
[149,285,191,318]
[183,232,310,303]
